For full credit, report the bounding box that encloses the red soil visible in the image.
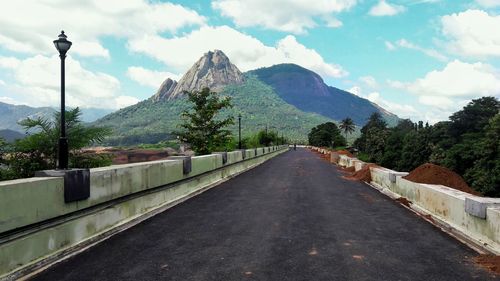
[474,255,500,275]
[403,163,480,196]
[395,197,412,207]
[344,163,379,182]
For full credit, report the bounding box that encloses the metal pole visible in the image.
[58,53,68,169]
[238,115,242,149]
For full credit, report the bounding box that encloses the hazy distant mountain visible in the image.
[250,64,399,126]
[0,102,114,133]
[0,129,25,142]
[96,50,399,145]
[0,102,54,132]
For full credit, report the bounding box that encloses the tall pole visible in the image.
[59,52,68,169]
[238,114,242,149]
[54,31,71,169]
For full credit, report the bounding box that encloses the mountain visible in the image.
[0,102,113,132]
[0,102,54,132]
[152,50,244,101]
[96,50,399,145]
[98,75,331,145]
[0,129,25,142]
[250,64,398,126]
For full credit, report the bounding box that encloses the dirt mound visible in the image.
[403,163,480,196]
[344,163,379,182]
[335,150,354,158]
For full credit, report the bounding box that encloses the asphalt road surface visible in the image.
[32,148,498,281]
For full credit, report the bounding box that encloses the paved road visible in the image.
[33,148,497,281]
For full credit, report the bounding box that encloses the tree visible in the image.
[448,97,499,139]
[5,108,111,179]
[354,112,387,153]
[308,122,346,147]
[464,114,500,196]
[339,117,355,143]
[178,87,234,155]
[379,119,414,169]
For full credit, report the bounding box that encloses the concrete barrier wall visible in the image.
[0,146,288,279]
[309,146,500,255]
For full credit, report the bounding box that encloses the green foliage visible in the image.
[353,113,388,160]
[462,114,500,196]
[308,122,346,147]
[177,88,234,155]
[448,96,499,139]
[0,108,111,180]
[339,117,355,144]
[353,97,500,197]
[70,153,113,169]
[136,140,181,150]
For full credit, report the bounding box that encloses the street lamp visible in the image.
[53,30,72,169]
[238,114,242,149]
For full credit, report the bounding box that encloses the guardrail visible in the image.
[0,145,289,280]
[309,146,500,255]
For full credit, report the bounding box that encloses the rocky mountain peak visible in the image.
[153,50,244,101]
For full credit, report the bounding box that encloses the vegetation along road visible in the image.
[32,148,496,281]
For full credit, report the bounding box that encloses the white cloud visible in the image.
[348,86,362,96]
[366,92,419,118]
[0,96,25,105]
[0,55,139,109]
[369,0,406,16]
[211,0,356,33]
[359,76,378,88]
[441,9,500,58]
[0,1,205,58]
[476,0,500,8]
[129,25,348,78]
[385,41,396,50]
[390,60,500,111]
[394,39,448,61]
[348,84,419,119]
[126,67,180,88]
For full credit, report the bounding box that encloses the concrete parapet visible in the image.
[354,161,367,172]
[370,168,500,255]
[330,152,340,164]
[465,197,500,219]
[338,155,350,167]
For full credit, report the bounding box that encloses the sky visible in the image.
[0,0,499,124]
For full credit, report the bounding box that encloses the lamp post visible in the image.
[53,31,72,170]
[238,114,242,149]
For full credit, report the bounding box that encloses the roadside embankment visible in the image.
[309,146,500,256]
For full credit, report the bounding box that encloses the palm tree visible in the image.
[339,117,355,144]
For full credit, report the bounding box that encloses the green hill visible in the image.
[250,64,399,126]
[97,75,332,145]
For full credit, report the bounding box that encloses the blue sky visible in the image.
[0,0,499,123]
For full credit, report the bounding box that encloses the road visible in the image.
[32,148,497,281]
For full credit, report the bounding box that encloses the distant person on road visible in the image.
[294,143,296,150]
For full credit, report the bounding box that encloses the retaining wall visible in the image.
[0,146,288,280]
[309,146,500,255]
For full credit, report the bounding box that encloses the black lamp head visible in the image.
[53,30,72,55]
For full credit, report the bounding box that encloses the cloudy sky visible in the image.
[0,0,499,123]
